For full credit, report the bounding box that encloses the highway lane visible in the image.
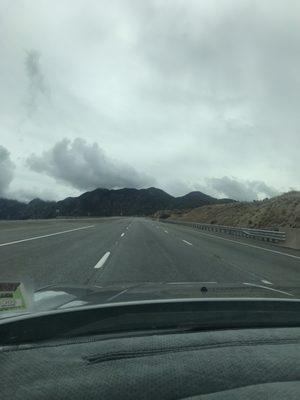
[157,220,300,287]
[0,218,130,289]
[0,218,121,244]
[98,219,261,284]
[0,217,299,293]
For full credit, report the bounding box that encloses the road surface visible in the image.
[0,217,299,295]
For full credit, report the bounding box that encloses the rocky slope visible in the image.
[166,191,300,229]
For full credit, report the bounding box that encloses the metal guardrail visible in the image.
[160,219,286,243]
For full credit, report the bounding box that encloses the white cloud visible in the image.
[0,0,299,200]
[25,49,50,116]
[0,146,15,197]
[204,176,280,201]
[27,137,155,191]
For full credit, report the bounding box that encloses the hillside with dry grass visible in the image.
[166,191,300,229]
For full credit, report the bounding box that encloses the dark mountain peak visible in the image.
[141,187,174,198]
[174,190,216,209]
[116,188,140,194]
[144,187,168,193]
[178,191,214,200]
[28,197,41,204]
[28,197,54,205]
[79,188,110,197]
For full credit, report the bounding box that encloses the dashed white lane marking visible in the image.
[243,282,293,297]
[0,225,95,247]
[182,239,193,246]
[178,229,300,260]
[121,232,125,237]
[261,279,273,285]
[126,227,129,230]
[94,251,110,269]
[164,230,168,234]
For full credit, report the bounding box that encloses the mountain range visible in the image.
[0,187,234,220]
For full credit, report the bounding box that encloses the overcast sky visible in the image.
[0,0,299,202]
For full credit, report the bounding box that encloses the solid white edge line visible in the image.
[261,279,273,285]
[178,228,300,260]
[243,282,293,297]
[0,225,95,247]
[182,239,193,246]
[168,281,218,284]
[94,251,111,269]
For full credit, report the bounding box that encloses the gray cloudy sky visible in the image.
[0,0,299,202]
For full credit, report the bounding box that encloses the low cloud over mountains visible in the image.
[204,176,279,201]
[0,137,281,203]
[26,137,155,191]
[1,1,299,200]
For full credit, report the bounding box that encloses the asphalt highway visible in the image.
[0,217,299,295]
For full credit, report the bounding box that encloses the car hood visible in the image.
[31,282,297,312]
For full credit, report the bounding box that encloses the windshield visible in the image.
[0,0,300,316]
